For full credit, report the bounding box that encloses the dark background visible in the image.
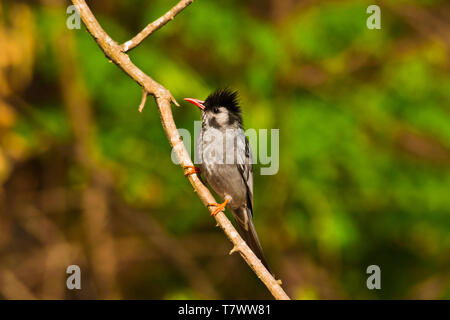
[0,0,449,299]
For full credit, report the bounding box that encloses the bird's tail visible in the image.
[231,207,271,273]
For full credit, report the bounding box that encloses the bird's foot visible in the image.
[183,165,200,176]
[207,198,230,216]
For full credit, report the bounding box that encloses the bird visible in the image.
[184,88,270,271]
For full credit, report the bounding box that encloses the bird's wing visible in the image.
[234,135,271,270]
[237,134,253,213]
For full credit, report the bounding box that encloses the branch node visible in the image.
[139,88,148,112]
[171,95,180,107]
[229,246,239,255]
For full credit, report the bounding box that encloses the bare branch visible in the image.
[120,0,194,52]
[229,246,238,255]
[71,0,290,300]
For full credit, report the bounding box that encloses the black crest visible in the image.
[204,88,241,116]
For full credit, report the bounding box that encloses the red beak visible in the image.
[184,98,205,110]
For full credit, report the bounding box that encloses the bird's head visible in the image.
[184,89,242,129]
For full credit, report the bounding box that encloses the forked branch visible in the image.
[71,0,290,300]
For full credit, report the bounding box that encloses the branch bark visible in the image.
[71,0,290,300]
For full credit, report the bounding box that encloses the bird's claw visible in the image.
[183,165,200,176]
[207,198,230,216]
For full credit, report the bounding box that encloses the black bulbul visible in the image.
[184,89,270,271]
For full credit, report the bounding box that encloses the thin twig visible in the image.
[120,0,194,52]
[71,0,290,300]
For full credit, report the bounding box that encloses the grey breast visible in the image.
[197,126,250,210]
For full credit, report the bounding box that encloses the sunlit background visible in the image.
[0,0,449,299]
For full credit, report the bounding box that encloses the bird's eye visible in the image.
[213,107,219,113]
